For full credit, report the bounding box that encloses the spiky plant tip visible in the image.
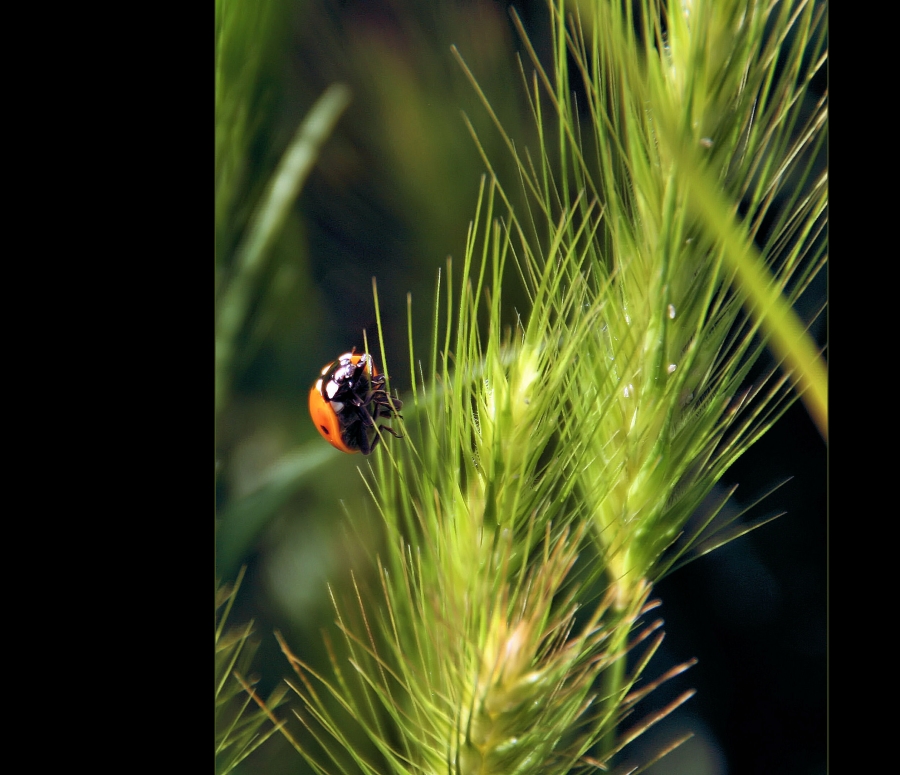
[215,569,289,774]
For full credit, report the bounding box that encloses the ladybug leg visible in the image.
[355,400,402,454]
[365,397,403,440]
[365,386,403,417]
[356,401,377,428]
[359,424,401,455]
[359,427,375,455]
[342,371,402,455]
[351,402,377,456]
[385,393,403,416]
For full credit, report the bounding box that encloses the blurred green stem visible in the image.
[666,138,828,440]
[215,83,352,417]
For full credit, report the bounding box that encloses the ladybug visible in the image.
[309,351,403,455]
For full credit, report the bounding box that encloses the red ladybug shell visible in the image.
[309,352,401,455]
[309,387,354,453]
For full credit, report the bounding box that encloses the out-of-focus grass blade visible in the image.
[216,83,353,416]
[216,443,335,579]
[667,139,827,441]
